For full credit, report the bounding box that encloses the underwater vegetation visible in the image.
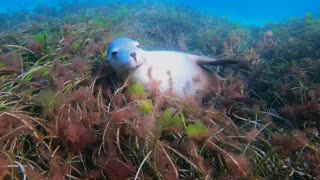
[0,1,320,179]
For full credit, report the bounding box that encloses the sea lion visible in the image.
[106,37,236,99]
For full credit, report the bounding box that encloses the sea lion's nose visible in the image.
[130,52,137,62]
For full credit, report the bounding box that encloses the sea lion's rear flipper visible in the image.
[192,55,238,75]
[195,56,238,66]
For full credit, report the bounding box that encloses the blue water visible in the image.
[0,0,319,26]
[179,0,320,25]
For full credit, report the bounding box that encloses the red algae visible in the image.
[0,52,22,74]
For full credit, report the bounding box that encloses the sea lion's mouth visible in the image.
[131,64,142,70]
[126,64,142,73]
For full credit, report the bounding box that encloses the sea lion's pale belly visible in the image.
[129,51,220,98]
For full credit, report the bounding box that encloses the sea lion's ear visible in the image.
[131,41,139,47]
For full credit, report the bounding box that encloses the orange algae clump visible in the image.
[264,30,273,38]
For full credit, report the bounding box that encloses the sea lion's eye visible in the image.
[130,52,137,62]
[111,51,118,58]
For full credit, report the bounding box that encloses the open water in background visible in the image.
[0,0,320,26]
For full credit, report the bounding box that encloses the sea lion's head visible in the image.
[107,37,145,75]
